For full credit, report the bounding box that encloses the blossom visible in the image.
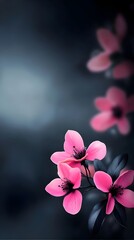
[90,87,134,134]
[113,60,134,79]
[93,170,134,215]
[45,163,82,215]
[87,14,134,79]
[87,28,120,72]
[51,130,106,169]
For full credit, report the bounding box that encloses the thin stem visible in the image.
[84,165,91,185]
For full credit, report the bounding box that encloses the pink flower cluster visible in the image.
[86,14,134,135]
[45,130,106,214]
[45,14,134,234]
[45,130,134,216]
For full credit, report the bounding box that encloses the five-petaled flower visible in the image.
[45,163,82,215]
[87,14,134,79]
[90,87,134,134]
[51,130,106,169]
[93,170,134,214]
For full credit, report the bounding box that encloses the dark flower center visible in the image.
[109,184,123,197]
[73,146,86,159]
[59,179,74,193]
[112,106,123,119]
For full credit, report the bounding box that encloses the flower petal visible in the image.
[116,189,134,208]
[106,193,115,215]
[58,163,81,189]
[67,161,81,169]
[115,14,127,40]
[86,141,106,161]
[93,171,112,192]
[90,112,116,131]
[114,170,134,188]
[106,87,127,107]
[45,178,66,197]
[64,130,84,155]
[87,52,111,72]
[63,190,82,215]
[95,97,112,111]
[117,118,130,135]
[127,95,134,113]
[50,151,70,164]
[113,61,134,79]
[97,28,120,53]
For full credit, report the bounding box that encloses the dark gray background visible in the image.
[0,0,134,239]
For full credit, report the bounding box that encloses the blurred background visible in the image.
[0,0,134,239]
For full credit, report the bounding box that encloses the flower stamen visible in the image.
[58,179,74,193]
[73,146,86,159]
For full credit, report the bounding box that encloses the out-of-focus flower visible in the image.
[45,163,82,214]
[51,130,106,169]
[93,170,134,214]
[113,60,134,79]
[87,28,120,72]
[90,87,134,134]
[87,14,134,79]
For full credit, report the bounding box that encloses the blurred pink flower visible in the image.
[87,29,120,72]
[93,170,134,215]
[90,87,134,134]
[51,130,106,169]
[113,60,134,79]
[45,163,82,215]
[87,14,134,79]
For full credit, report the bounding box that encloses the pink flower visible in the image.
[87,28,120,72]
[51,130,106,169]
[113,60,134,79]
[87,14,134,79]
[45,163,82,215]
[93,170,134,215]
[90,87,134,134]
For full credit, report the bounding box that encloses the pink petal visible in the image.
[67,161,81,169]
[64,130,84,155]
[90,112,116,131]
[87,52,111,72]
[117,118,130,135]
[86,141,106,161]
[114,170,134,188]
[106,193,115,215]
[93,171,112,192]
[63,190,82,215]
[95,97,112,111]
[127,95,134,113]
[97,28,120,53]
[50,151,70,164]
[45,178,66,197]
[58,163,81,189]
[106,87,127,107]
[116,189,134,208]
[115,14,127,40]
[113,61,134,79]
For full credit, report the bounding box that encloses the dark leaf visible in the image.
[94,160,107,172]
[88,200,107,235]
[113,201,127,228]
[107,154,128,181]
